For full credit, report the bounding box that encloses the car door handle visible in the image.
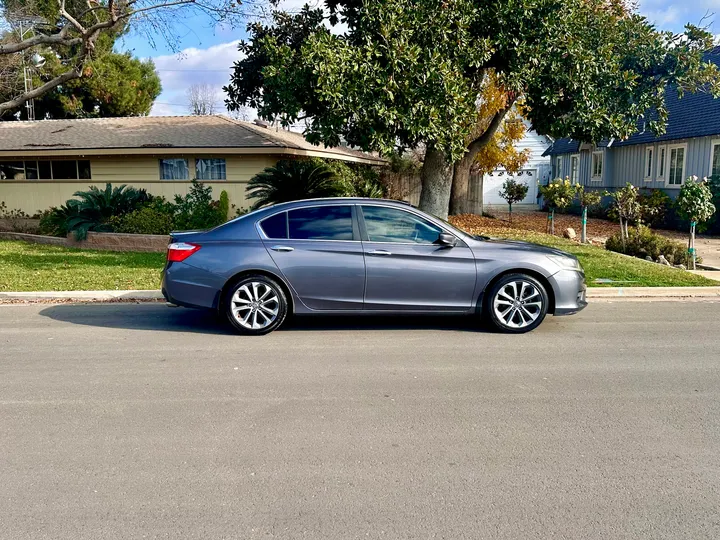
[270,245,294,252]
[367,249,392,256]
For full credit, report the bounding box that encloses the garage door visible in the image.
[482,169,538,205]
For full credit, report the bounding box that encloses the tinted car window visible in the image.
[361,206,442,244]
[288,206,353,240]
[260,212,288,239]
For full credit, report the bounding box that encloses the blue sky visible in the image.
[118,0,720,117]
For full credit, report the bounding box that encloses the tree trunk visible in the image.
[509,203,513,223]
[689,221,696,270]
[449,153,475,216]
[619,217,626,251]
[581,206,588,244]
[418,145,454,220]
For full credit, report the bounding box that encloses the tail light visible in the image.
[167,242,200,262]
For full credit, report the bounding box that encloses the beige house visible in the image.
[0,115,384,215]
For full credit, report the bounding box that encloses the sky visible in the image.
[116,0,720,117]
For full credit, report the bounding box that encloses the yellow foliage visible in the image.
[472,72,531,175]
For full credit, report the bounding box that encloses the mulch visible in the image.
[450,210,621,242]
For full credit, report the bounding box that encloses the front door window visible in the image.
[361,205,441,244]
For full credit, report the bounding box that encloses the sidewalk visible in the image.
[3,287,720,303]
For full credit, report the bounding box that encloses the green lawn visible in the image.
[0,240,165,292]
[486,230,716,287]
[0,234,716,292]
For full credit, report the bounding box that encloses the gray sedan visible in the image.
[161,198,587,335]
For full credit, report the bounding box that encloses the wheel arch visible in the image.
[478,268,556,315]
[218,269,295,315]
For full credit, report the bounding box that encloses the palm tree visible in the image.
[246,160,345,210]
[66,183,151,239]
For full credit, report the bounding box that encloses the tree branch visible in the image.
[0,68,82,113]
[0,32,81,55]
[465,103,513,160]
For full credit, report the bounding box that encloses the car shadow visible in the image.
[38,303,486,334]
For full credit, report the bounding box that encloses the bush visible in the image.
[173,180,226,230]
[218,190,230,220]
[637,189,671,228]
[605,226,689,265]
[108,207,175,235]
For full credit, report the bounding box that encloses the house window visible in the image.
[0,160,90,180]
[570,155,579,184]
[667,145,686,186]
[195,158,226,180]
[644,147,653,181]
[591,151,603,181]
[159,158,189,180]
[711,140,720,178]
[555,156,562,178]
[657,146,666,180]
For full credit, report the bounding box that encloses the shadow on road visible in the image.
[38,303,484,334]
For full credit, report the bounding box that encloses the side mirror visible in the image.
[436,232,458,247]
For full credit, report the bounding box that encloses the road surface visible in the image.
[1,301,720,539]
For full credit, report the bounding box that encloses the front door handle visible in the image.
[270,245,294,252]
[367,249,392,256]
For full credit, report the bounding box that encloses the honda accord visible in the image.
[161,198,587,335]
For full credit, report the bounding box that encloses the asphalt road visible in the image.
[1,301,720,540]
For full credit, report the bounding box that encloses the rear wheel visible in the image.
[225,275,288,335]
[484,273,548,333]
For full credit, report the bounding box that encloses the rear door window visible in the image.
[259,212,288,239]
[288,206,353,240]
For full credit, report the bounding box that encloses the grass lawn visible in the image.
[0,240,165,292]
[1,229,717,292]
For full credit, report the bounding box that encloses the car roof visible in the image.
[262,197,413,210]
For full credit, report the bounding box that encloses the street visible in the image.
[1,301,720,540]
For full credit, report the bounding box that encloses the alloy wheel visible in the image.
[492,280,544,329]
[230,281,280,330]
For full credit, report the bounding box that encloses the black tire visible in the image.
[483,273,549,334]
[224,275,288,335]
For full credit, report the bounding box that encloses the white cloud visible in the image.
[149,40,243,116]
[643,5,682,26]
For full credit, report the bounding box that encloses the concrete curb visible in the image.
[0,290,164,301]
[2,287,720,303]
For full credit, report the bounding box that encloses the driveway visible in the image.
[1,302,720,539]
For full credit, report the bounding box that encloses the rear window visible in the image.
[288,206,353,240]
[259,212,288,239]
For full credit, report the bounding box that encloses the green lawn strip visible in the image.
[0,240,165,292]
[483,230,716,287]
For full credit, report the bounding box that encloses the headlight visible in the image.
[546,254,581,270]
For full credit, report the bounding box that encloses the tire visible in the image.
[484,273,549,334]
[224,275,288,335]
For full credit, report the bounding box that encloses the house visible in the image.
[479,123,552,208]
[0,115,385,215]
[544,46,720,193]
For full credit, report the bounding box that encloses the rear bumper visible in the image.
[550,270,588,316]
[161,261,224,309]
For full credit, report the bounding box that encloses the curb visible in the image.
[2,288,720,303]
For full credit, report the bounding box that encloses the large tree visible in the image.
[0,0,258,116]
[226,0,720,219]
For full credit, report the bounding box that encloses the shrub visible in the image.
[538,177,575,233]
[498,178,529,222]
[605,226,689,265]
[246,159,345,209]
[637,189,671,228]
[0,202,34,232]
[173,180,226,230]
[108,207,175,235]
[218,190,230,221]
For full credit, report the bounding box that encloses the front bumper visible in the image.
[551,269,588,316]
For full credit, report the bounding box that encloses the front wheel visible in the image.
[484,273,549,333]
[225,275,288,335]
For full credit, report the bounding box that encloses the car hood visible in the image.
[470,237,577,259]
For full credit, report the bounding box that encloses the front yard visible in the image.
[1,224,716,292]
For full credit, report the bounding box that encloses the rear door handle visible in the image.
[367,249,392,256]
[270,245,294,252]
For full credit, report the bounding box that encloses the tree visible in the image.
[538,178,575,235]
[575,185,603,243]
[246,159,345,210]
[498,178,528,223]
[30,52,161,118]
[0,0,257,115]
[676,176,716,269]
[187,83,218,116]
[225,0,720,219]
[449,73,531,215]
[607,183,641,250]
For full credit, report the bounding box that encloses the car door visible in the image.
[259,205,366,311]
[359,205,477,311]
